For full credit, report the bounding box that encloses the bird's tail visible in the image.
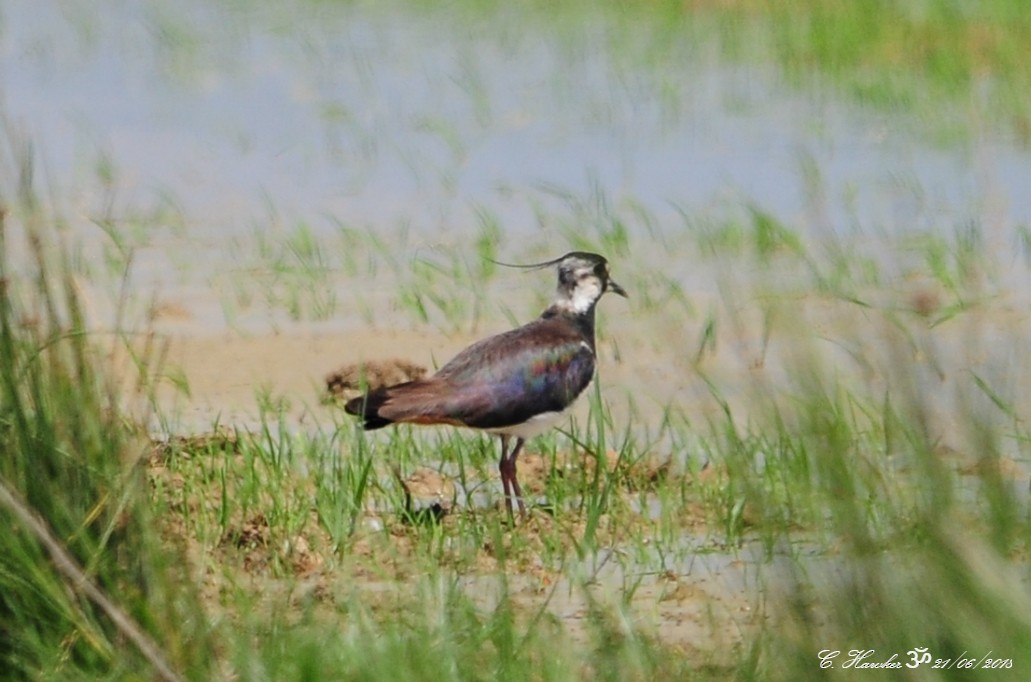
[344,378,465,431]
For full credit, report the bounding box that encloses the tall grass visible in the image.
[0,203,208,677]
[698,236,1031,678]
[754,366,1031,678]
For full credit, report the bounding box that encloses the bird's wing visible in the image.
[376,319,596,430]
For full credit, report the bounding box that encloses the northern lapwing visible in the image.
[344,251,627,519]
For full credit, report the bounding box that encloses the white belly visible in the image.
[485,407,571,440]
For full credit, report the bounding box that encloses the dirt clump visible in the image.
[325,358,428,399]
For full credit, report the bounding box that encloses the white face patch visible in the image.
[553,271,604,314]
[568,277,603,314]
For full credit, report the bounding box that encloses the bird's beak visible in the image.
[608,279,628,298]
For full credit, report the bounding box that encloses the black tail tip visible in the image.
[343,395,365,416]
[343,392,393,430]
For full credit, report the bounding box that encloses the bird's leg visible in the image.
[508,438,527,519]
[498,435,514,518]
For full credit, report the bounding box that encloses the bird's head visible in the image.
[492,251,628,315]
[552,252,627,314]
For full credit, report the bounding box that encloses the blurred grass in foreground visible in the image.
[0,199,209,676]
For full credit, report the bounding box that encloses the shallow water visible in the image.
[5,1,1030,259]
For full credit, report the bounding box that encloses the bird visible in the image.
[344,251,627,519]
